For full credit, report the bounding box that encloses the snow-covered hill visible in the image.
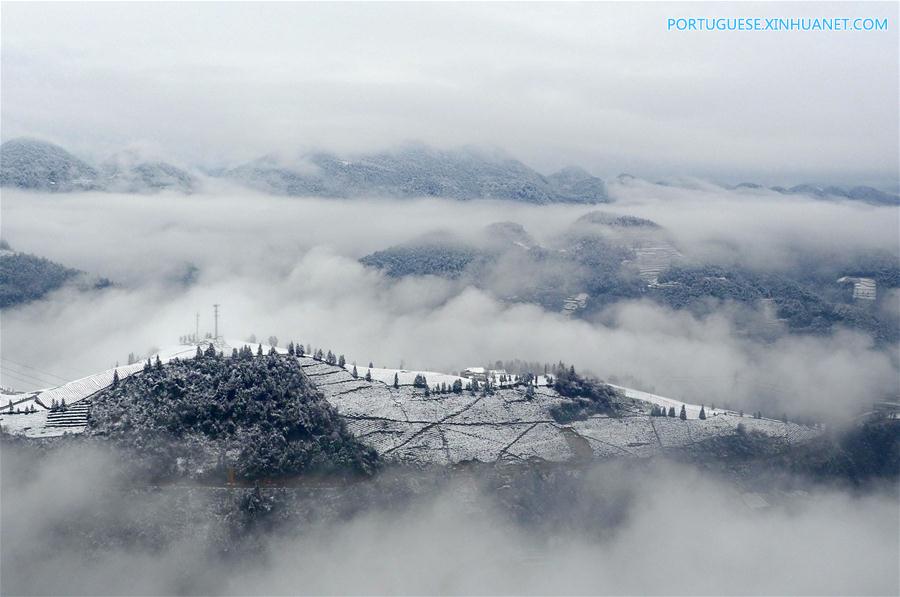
[0,138,99,191]
[0,340,818,462]
[0,138,195,194]
[223,145,609,203]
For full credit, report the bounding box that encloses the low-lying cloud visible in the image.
[1,444,897,596]
[1,183,897,420]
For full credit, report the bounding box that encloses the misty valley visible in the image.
[1,137,898,595]
[1,3,899,594]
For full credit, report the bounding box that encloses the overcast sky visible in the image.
[2,2,897,185]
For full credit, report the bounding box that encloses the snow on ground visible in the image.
[0,391,41,412]
[609,384,727,419]
[307,359,817,465]
[1,343,205,437]
[351,365,468,388]
[34,344,199,410]
[1,340,819,461]
[0,409,49,435]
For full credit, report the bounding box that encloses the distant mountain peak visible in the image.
[224,144,609,204]
[1,137,195,194]
[1,137,99,191]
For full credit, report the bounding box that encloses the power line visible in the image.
[0,369,54,390]
[0,357,75,382]
[0,364,63,387]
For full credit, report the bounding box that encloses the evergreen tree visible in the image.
[452,379,463,394]
[144,358,152,372]
[205,343,217,357]
[268,346,277,356]
[525,384,535,399]
[112,369,119,386]
[196,346,203,358]
[60,398,67,411]
[287,342,295,356]
[257,344,264,356]
[365,369,372,382]
[668,406,676,417]
[338,354,346,368]
[155,355,163,370]
[296,343,305,357]
[393,373,399,388]
[369,362,374,369]
[351,364,358,378]
[679,405,687,420]
[699,405,706,420]
[232,348,239,358]
[326,350,335,364]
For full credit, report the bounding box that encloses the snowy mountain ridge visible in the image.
[0,340,818,464]
[0,138,195,194]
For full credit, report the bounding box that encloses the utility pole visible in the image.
[195,312,200,342]
[213,304,220,340]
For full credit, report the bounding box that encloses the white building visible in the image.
[838,276,877,301]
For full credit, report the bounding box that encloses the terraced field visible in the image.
[299,356,818,465]
[0,343,818,462]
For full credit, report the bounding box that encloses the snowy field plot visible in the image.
[0,408,92,438]
[297,360,343,376]
[0,409,49,436]
[0,391,40,409]
[506,423,574,462]
[452,390,561,425]
[0,393,42,413]
[681,415,742,443]
[387,428,450,465]
[652,417,695,447]
[343,418,431,455]
[401,390,482,422]
[442,424,531,463]
[353,366,468,388]
[572,418,660,457]
[330,386,410,421]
